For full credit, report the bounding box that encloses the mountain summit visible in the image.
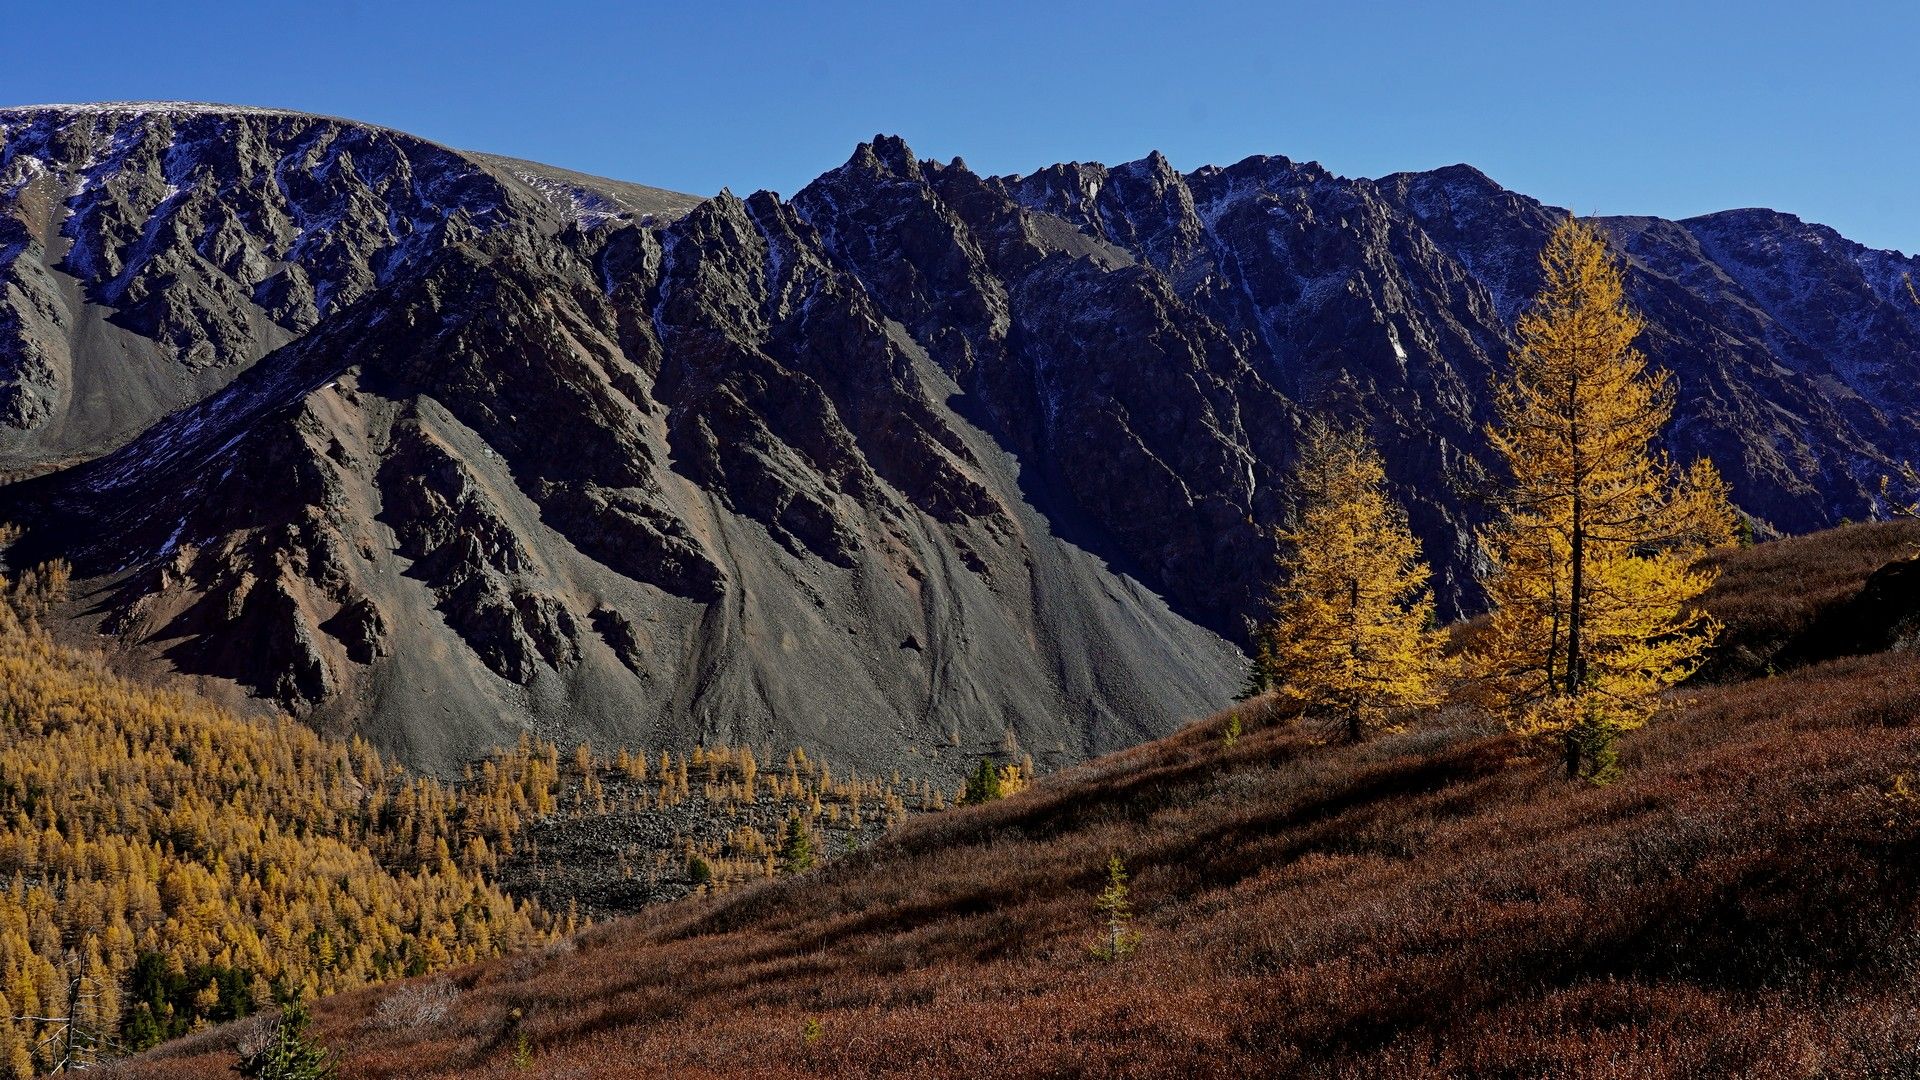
[3,105,1917,775]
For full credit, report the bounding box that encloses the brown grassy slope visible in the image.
[118,526,1920,1079]
[1694,520,1920,678]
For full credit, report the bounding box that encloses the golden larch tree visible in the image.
[1259,423,1446,741]
[1471,216,1735,780]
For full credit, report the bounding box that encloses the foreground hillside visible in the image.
[117,523,1920,1078]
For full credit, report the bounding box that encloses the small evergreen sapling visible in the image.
[1091,855,1142,961]
[960,758,1003,805]
[234,1001,335,1080]
[1234,632,1278,701]
[510,1031,532,1071]
[686,853,714,887]
[780,814,814,874]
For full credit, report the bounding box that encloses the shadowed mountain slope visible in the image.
[4,105,1919,776]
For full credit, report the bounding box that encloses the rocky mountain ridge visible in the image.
[3,103,1916,776]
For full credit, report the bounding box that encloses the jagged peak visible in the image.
[672,187,755,237]
[1000,160,1112,220]
[1001,160,1110,190]
[1190,153,1323,189]
[1109,150,1185,187]
[843,134,922,182]
[1138,149,1176,173]
[1177,155,1328,213]
[868,133,916,173]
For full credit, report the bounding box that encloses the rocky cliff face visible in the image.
[3,104,1916,776]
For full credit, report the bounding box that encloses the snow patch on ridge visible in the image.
[512,171,627,230]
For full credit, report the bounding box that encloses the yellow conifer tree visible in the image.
[1471,216,1735,779]
[0,993,27,1080]
[1261,423,1446,741]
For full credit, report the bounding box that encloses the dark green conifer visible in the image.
[1234,630,1279,701]
[235,1001,335,1080]
[960,758,1003,806]
[780,814,814,874]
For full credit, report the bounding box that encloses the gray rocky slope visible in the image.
[1,103,1916,775]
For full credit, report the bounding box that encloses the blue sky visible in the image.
[5,1,1916,253]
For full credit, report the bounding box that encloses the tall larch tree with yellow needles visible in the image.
[1260,423,1446,742]
[1472,216,1735,781]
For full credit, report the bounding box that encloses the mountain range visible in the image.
[3,102,1917,776]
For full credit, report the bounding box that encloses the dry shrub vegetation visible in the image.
[110,523,1920,1078]
[1695,519,1920,678]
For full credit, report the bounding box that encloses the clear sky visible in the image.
[4,1,1916,253]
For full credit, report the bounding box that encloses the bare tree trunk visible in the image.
[1348,577,1363,743]
[1565,366,1587,777]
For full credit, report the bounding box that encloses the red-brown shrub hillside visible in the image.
[1696,519,1920,678]
[114,526,1920,1079]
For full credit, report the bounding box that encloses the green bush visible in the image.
[780,814,814,874]
[960,758,1003,805]
[687,853,714,886]
[235,1001,335,1080]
